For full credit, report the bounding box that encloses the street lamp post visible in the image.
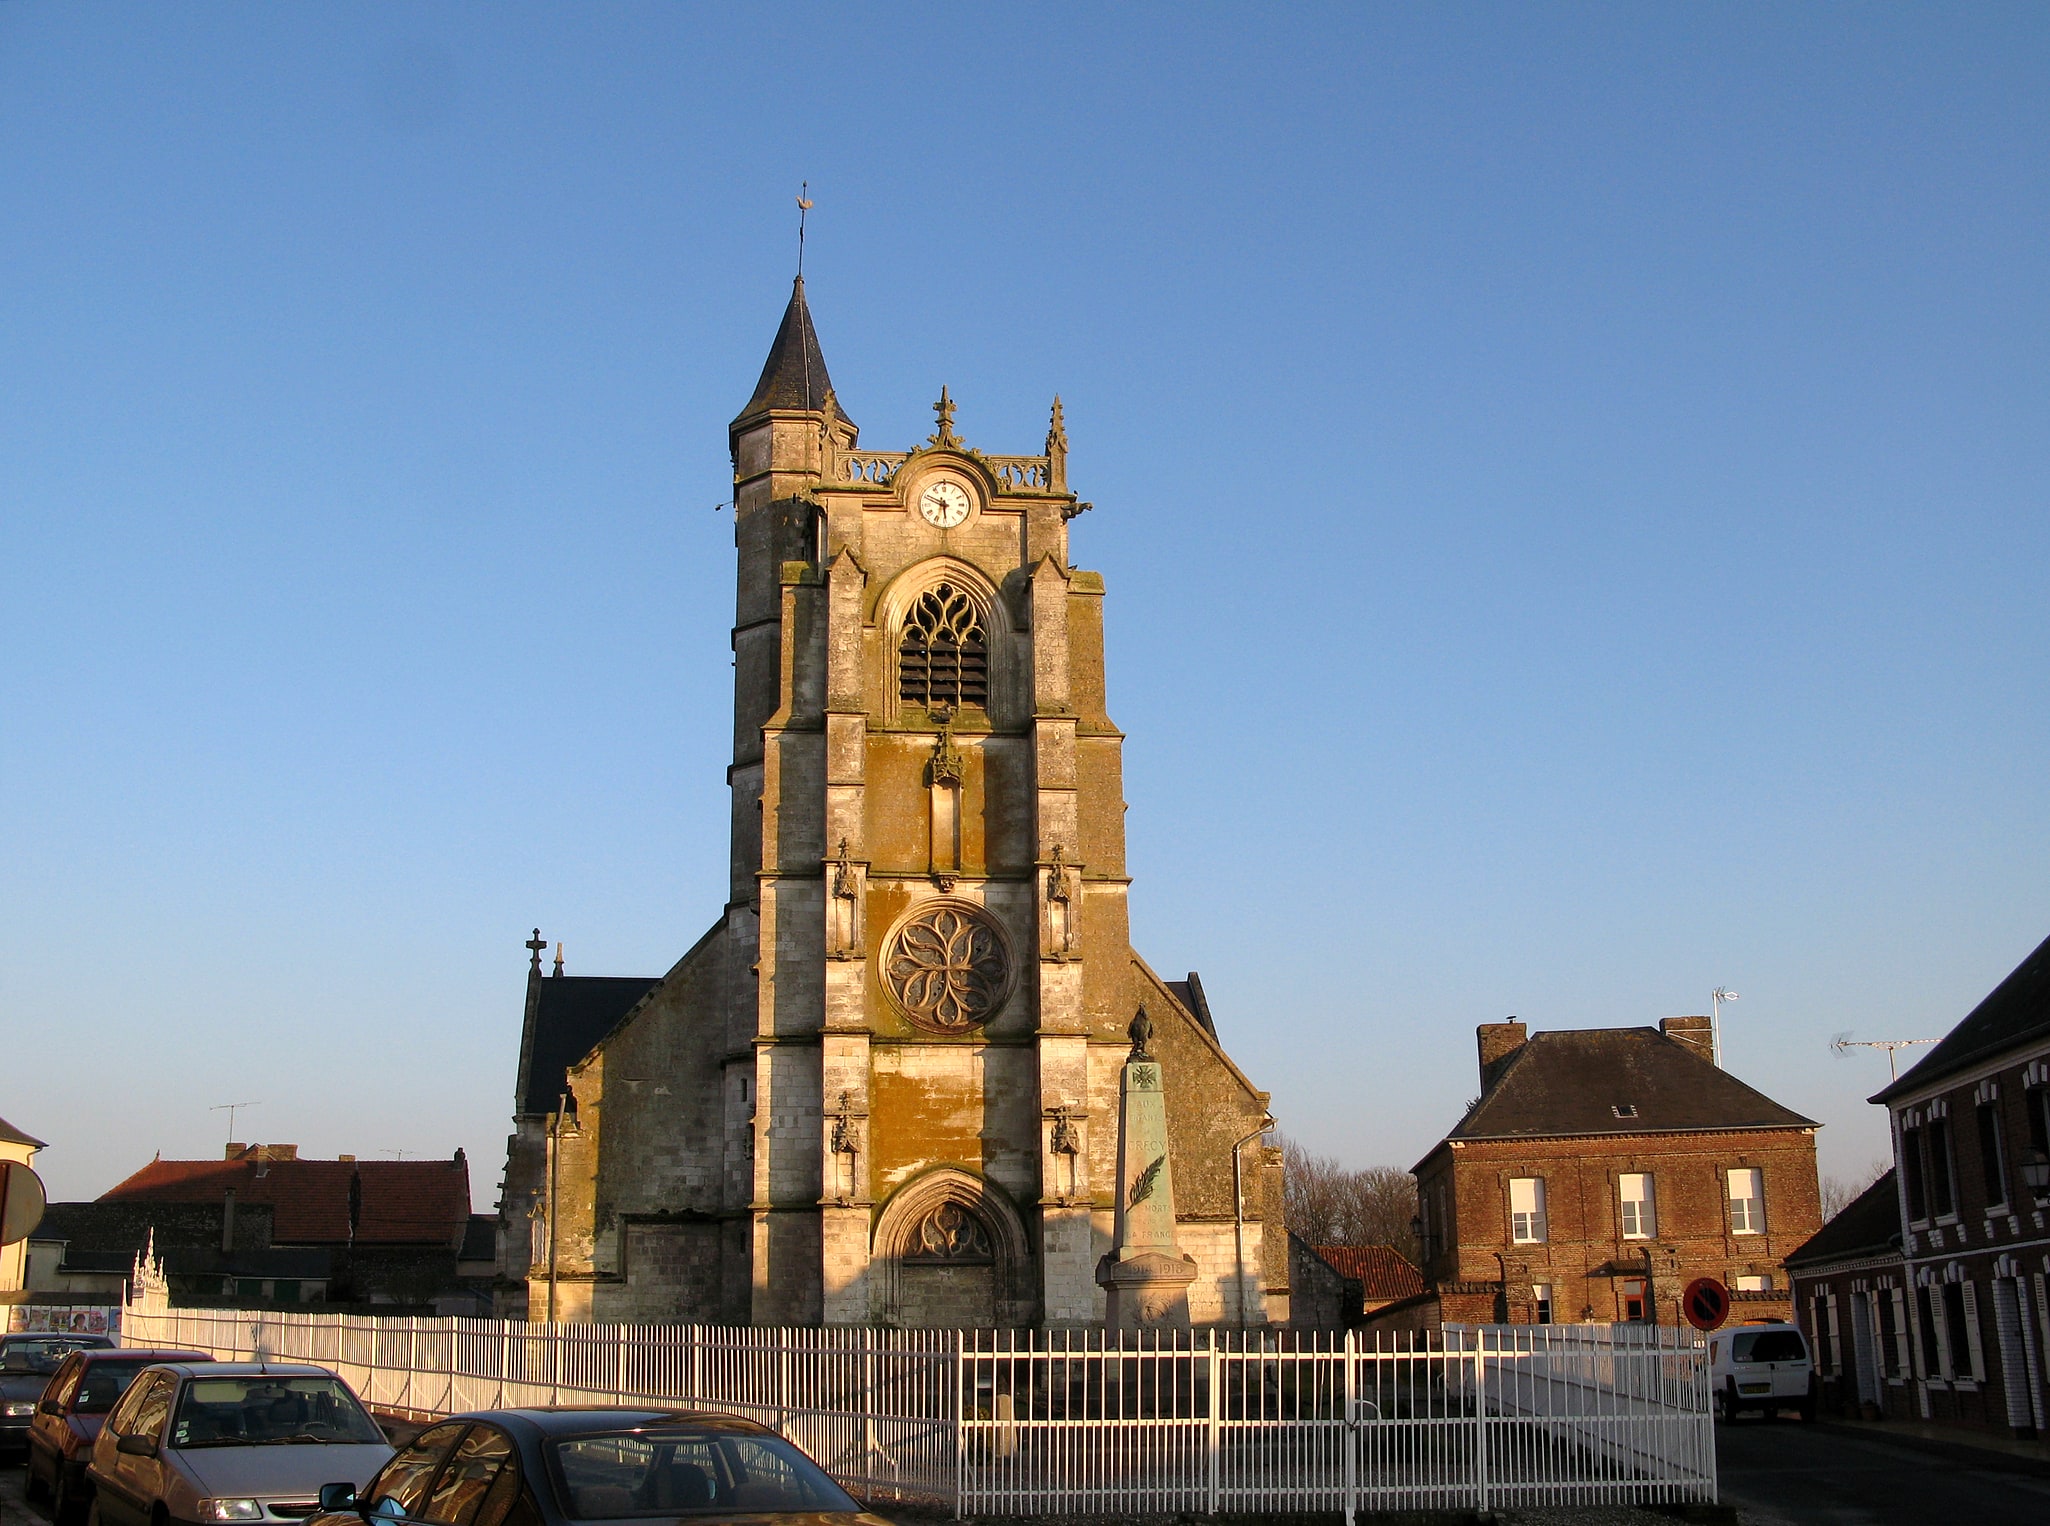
[1232,1115,1275,1328]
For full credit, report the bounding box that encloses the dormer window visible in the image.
[899,583,987,709]
[1612,1103,1638,1119]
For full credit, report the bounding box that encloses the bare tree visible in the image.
[1281,1137,1420,1263]
[1820,1159,1892,1222]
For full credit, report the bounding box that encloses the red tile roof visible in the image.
[1310,1245,1427,1303]
[98,1152,470,1247]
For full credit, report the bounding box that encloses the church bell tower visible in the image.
[726,276,1133,1326]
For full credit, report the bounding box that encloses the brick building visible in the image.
[495,280,1285,1329]
[1782,1169,1901,1419]
[1289,1238,1427,1329]
[69,1143,484,1311]
[1402,1017,1822,1329]
[1792,929,2050,1439]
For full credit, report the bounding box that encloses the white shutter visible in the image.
[1931,1289,1954,1380]
[2037,1272,2050,1374]
[2018,1275,2048,1431]
[1992,1279,2033,1429]
[1963,1281,1988,1383]
[1826,1294,1843,1377]
[1892,1288,1912,1378]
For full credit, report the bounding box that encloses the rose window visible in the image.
[882,902,1010,1033]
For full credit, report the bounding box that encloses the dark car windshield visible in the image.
[1732,1329,1808,1364]
[550,1429,858,1518]
[170,1375,385,1447]
[1,1338,109,1376]
[75,1360,162,1414]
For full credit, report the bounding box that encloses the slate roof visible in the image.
[0,1115,47,1149]
[458,1213,497,1263]
[98,1154,471,1247]
[1873,929,2050,1104]
[732,277,846,428]
[1785,1169,1901,1270]
[1164,973,1218,1038]
[1307,1244,1428,1302]
[1440,1027,1816,1150]
[518,975,663,1118]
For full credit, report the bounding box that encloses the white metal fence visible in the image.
[123,1309,1713,1517]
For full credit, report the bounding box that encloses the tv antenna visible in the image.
[1831,1032,1939,1081]
[1710,988,1739,1067]
[209,1101,261,1144]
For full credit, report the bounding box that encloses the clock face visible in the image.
[919,481,972,528]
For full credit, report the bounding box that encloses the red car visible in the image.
[24,1348,213,1525]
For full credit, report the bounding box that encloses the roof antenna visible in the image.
[210,1101,260,1146]
[1831,1032,1940,1082]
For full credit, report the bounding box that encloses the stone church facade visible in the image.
[496,280,1286,1328]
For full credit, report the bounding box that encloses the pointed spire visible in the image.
[732,276,850,430]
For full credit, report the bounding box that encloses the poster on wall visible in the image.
[7,1305,121,1335]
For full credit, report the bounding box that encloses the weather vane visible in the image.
[796,182,813,279]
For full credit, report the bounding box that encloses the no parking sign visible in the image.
[1683,1276,1731,1331]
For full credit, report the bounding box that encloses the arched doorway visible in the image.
[873,1169,1032,1328]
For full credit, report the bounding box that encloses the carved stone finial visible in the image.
[1049,1105,1081,1156]
[929,713,964,785]
[1128,1006,1154,1059]
[929,386,959,448]
[832,837,858,901]
[1045,843,1070,904]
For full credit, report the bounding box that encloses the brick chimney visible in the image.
[1477,1020,1528,1091]
[1661,1015,1715,1066]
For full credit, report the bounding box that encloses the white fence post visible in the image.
[1205,1329,1220,1515]
[1341,1329,1356,1526]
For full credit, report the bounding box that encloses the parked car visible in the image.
[86,1362,393,1526]
[1708,1320,1817,1421]
[303,1409,891,1526]
[2,1334,116,1460]
[25,1348,214,1523]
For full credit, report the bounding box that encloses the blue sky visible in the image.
[5,5,2047,1205]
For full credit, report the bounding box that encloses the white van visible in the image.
[1708,1321,1816,1421]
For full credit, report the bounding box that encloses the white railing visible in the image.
[123,1310,1711,1517]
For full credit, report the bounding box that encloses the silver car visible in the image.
[86,1363,394,1526]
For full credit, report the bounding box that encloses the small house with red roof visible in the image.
[41,1143,487,1312]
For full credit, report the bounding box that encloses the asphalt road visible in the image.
[1716,1415,2050,1525]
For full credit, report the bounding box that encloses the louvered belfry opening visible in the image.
[899,584,988,709]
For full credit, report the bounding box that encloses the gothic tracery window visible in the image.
[904,1201,993,1263]
[899,584,988,709]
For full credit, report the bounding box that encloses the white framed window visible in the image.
[1532,1282,1553,1324]
[1618,1172,1657,1239]
[1727,1167,1765,1235]
[1734,1273,1772,1292]
[1509,1177,1548,1243]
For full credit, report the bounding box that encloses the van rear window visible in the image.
[1732,1330,1807,1363]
